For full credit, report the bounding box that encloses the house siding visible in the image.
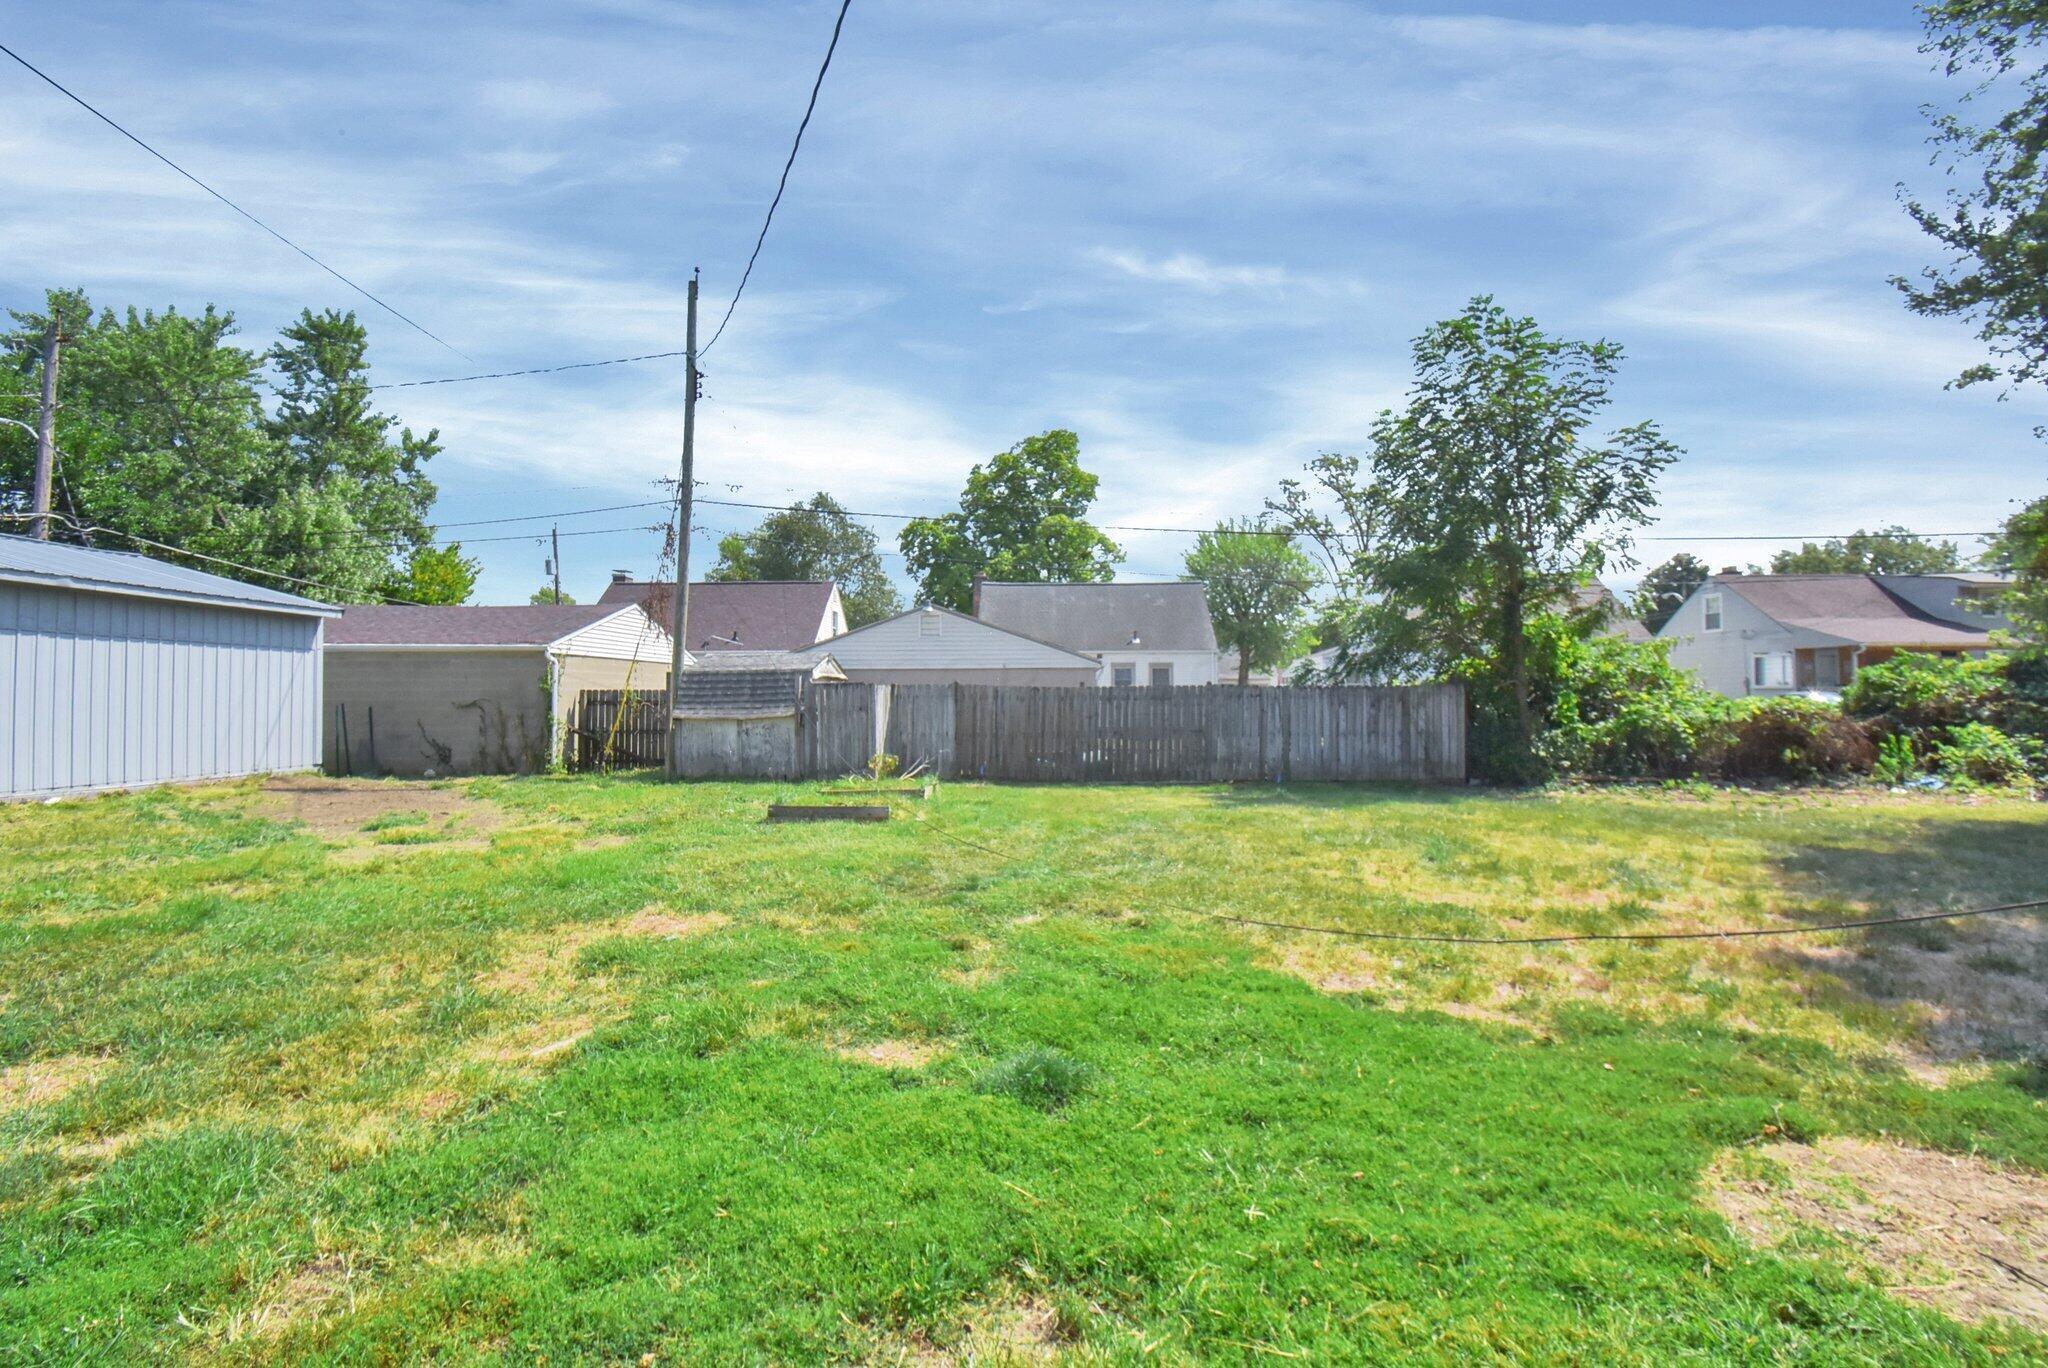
[1079,648,1221,687]
[1658,582,1802,697]
[2,581,324,799]
[554,607,673,663]
[806,608,1098,683]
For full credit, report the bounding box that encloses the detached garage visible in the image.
[1,534,336,800]
[324,603,671,775]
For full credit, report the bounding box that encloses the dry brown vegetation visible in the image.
[1705,1137,2048,1332]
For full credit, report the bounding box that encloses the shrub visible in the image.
[1710,697,1875,781]
[974,1049,1091,1111]
[1532,628,1732,780]
[1929,722,2043,789]
[1872,731,1918,786]
[1843,652,2002,734]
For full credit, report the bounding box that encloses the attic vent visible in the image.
[919,611,942,637]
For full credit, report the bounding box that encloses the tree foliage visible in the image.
[1183,520,1317,684]
[1339,298,1679,779]
[709,491,900,627]
[382,543,478,604]
[899,430,1122,611]
[1987,489,2048,635]
[1898,1,2048,395]
[1768,526,1963,574]
[530,586,577,605]
[1631,553,1708,633]
[0,292,444,603]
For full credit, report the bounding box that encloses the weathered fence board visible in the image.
[576,681,1466,783]
[567,689,668,770]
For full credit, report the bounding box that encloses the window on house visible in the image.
[1149,664,1173,687]
[1751,653,1792,689]
[1111,663,1136,687]
[1703,593,1723,632]
[830,609,842,635]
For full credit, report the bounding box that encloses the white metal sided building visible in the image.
[1,535,338,799]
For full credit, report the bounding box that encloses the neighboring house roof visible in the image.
[597,578,837,651]
[680,649,842,672]
[672,653,846,719]
[1714,575,1998,648]
[0,533,338,617]
[1570,583,1653,643]
[799,604,1099,669]
[975,580,1219,653]
[328,603,641,648]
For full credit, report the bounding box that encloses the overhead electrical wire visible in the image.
[0,41,467,359]
[698,0,855,357]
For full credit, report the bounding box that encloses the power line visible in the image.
[918,818,2048,947]
[699,0,855,357]
[367,352,688,391]
[0,41,466,360]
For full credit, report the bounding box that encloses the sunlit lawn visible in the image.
[2,775,2045,1362]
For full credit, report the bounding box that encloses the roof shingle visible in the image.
[327,603,630,646]
[975,581,1218,652]
[598,579,834,651]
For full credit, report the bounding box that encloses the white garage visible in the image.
[1,534,336,799]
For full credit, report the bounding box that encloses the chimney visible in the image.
[971,571,986,617]
[611,569,633,584]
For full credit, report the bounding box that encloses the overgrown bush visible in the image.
[1872,731,1918,786]
[1536,630,1731,779]
[1709,697,1876,781]
[1930,722,2043,789]
[1843,652,2003,734]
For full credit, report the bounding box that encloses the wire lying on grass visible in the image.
[915,817,2048,947]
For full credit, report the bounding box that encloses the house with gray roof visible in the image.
[2,534,337,799]
[1657,572,2012,697]
[797,604,1099,686]
[325,601,671,774]
[973,579,1221,686]
[597,575,846,652]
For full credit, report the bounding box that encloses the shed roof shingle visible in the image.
[975,581,1218,652]
[327,603,632,646]
[0,534,337,616]
[597,579,834,651]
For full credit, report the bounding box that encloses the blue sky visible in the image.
[3,0,2043,604]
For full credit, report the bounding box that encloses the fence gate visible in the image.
[567,689,669,770]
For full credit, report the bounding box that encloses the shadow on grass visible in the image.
[1764,817,2048,1067]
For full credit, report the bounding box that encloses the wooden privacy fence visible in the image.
[567,689,669,770]
[576,682,1466,782]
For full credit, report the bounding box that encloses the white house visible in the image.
[973,580,1222,686]
[1657,573,2009,697]
[796,604,1100,685]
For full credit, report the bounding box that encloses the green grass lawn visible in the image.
[3,776,2046,1362]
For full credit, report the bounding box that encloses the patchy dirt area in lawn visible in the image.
[883,1290,1078,1364]
[1776,910,2048,1066]
[836,1038,944,1069]
[1704,1136,2048,1332]
[0,1054,111,1114]
[251,774,505,839]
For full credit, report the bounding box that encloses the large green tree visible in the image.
[899,430,1122,611]
[1631,553,1708,633]
[1988,490,2048,635]
[0,292,444,602]
[709,492,900,627]
[1768,527,1963,574]
[1183,520,1318,684]
[382,543,479,605]
[1899,2,2048,396]
[1346,298,1678,780]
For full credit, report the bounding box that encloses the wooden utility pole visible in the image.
[550,525,563,603]
[30,316,60,540]
[665,271,700,775]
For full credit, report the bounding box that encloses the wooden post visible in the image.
[30,316,60,540]
[664,272,699,776]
